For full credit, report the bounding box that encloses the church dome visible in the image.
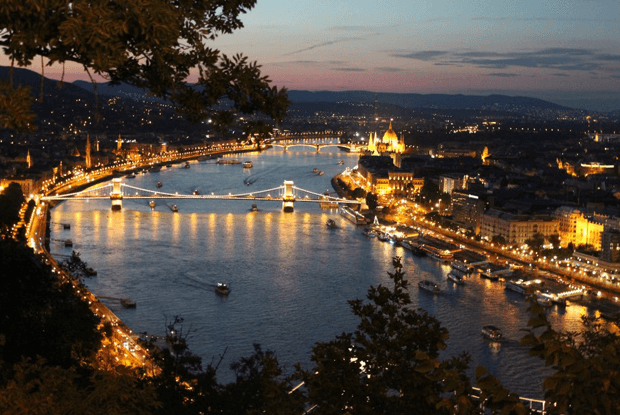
[382,121,398,143]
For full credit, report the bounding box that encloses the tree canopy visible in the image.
[0,0,289,130]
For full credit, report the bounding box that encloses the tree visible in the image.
[0,182,24,236]
[0,0,289,130]
[491,234,507,246]
[299,257,472,414]
[521,304,620,414]
[366,192,378,210]
[525,233,545,253]
[0,239,101,371]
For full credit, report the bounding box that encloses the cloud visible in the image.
[374,67,403,72]
[392,50,448,61]
[283,38,364,56]
[331,67,367,72]
[392,47,617,73]
[487,72,520,77]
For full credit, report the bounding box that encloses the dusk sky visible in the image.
[3,0,620,110]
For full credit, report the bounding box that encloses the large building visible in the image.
[480,209,559,245]
[367,121,405,156]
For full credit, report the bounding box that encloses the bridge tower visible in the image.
[282,180,295,212]
[110,178,123,211]
[315,144,320,152]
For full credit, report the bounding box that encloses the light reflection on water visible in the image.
[50,148,591,397]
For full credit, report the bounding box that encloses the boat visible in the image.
[338,160,345,165]
[340,205,367,225]
[84,267,97,276]
[165,164,173,168]
[149,200,156,209]
[480,270,499,281]
[313,168,318,173]
[217,159,241,165]
[121,298,136,308]
[362,228,377,238]
[418,280,441,293]
[171,205,178,212]
[318,171,324,176]
[126,172,136,178]
[482,325,502,340]
[150,165,162,172]
[251,204,258,212]
[536,292,553,307]
[243,161,253,168]
[505,280,527,295]
[215,283,229,295]
[447,268,466,285]
[377,232,389,242]
[157,181,162,188]
[326,219,337,228]
[193,190,200,195]
[184,162,190,168]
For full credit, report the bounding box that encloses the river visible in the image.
[50,147,590,397]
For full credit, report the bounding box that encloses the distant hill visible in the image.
[0,66,95,101]
[287,90,572,113]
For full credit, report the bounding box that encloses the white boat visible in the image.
[418,280,441,293]
[447,268,466,285]
[215,283,229,295]
[536,292,553,307]
[362,228,377,238]
[482,325,502,340]
[149,200,156,209]
[243,161,253,168]
[340,205,367,225]
[318,171,324,176]
[505,280,527,295]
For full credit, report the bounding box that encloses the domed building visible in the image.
[367,120,405,155]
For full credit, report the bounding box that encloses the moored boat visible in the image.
[184,162,190,168]
[536,292,553,307]
[447,268,466,285]
[418,280,441,293]
[243,161,253,168]
[482,325,502,340]
[505,280,528,295]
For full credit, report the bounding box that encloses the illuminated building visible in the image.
[554,207,604,250]
[480,209,559,245]
[367,120,405,156]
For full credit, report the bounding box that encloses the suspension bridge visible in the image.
[41,178,361,212]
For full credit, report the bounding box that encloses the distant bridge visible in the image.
[41,179,360,212]
[267,137,366,153]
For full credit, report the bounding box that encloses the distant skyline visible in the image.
[2,0,620,111]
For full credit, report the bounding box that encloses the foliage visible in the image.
[0,182,24,236]
[0,0,289,130]
[0,80,36,131]
[525,233,545,253]
[299,257,472,414]
[492,234,507,246]
[521,303,620,414]
[0,239,101,371]
[351,187,367,199]
[366,192,378,210]
[0,358,159,415]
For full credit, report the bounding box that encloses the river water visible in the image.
[50,147,590,397]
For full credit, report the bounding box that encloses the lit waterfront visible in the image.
[50,147,591,396]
